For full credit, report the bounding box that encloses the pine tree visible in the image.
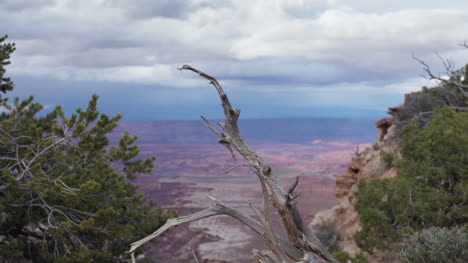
[0,35,176,262]
[0,35,15,100]
[354,106,468,252]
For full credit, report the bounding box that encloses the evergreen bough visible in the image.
[355,105,468,252]
[397,226,468,263]
[0,35,176,262]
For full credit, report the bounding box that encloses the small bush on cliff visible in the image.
[397,226,468,263]
[380,150,398,168]
[354,106,468,253]
[0,35,177,262]
[396,64,467,131]
[397,92,437,123]
[395,68,467,142]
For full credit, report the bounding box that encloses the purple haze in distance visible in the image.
[107,118,377,262]
[111,118,377,145]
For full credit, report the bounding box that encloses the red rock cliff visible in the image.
[310,107,402,259]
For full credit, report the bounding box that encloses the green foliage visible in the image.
[355,107,468,252]
[397,92,436,122]
[354,177,413,251]
[397,226,468,263]
[380,150,397,168]
[332,251,368,263]
[397,65,467,132]
[0,39,176,262]
[0,35,15,99]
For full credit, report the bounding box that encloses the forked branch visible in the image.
[412,53,468,97]
[129,65,337,263]
[129,196,302,261]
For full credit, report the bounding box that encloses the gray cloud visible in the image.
[0,0,52,12]
[108,0,233,19]
[1,0,468,117]
[110,0,193,19]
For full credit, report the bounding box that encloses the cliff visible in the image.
[310,105,404,259]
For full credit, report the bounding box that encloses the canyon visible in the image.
[310,108,401,263]
[111,118,377,262]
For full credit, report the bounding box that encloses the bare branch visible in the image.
[201,115,222,136]
[298,253,324,263]
[459,41,468,49]
[412,54,468,97]
[191,247,200,263]
[181,65,336,262]
[224,163,256,174]
[288,176,300,197]
[435,52,454,75]
[131,65,337,263]
[178,65,233,112]
[201,115,237,161]
[249,177,291,262]
[286,176,301,206]
[129,202,303,262]
[252,249,280,263]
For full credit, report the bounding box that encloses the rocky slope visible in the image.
[310,105,404,259]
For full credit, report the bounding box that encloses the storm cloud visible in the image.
[1,0,468,119]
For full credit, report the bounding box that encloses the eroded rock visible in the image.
[310,106,402,262]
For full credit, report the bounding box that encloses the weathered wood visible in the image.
[412,53,468,97]
[129,197,303,261]
[129,65,338,263]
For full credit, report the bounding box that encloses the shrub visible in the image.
[0,35,177,262]
[397,75,467,133]
[355,107,468,253]
[397,226,468,263]
[380,150,397,168]
[397,92,436,123]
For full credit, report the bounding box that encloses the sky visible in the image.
[1,0,468,120]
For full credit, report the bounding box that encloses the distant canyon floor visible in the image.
[111,119,376,262]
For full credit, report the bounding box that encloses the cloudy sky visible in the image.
[1,0,468,120]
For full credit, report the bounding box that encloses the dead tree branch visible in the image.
[459,41,468,49]
[129,65,337,262]
[129,196,303,261]
[224,163,256,174]
[191,247,200,263]
[412,53,468,97]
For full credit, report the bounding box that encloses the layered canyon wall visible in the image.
[309,102,408,258]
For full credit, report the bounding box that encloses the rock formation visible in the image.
[310,106,403,260]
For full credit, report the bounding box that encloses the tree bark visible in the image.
[128,65,338,263]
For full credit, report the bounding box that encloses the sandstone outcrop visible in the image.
[310,107,402,260]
